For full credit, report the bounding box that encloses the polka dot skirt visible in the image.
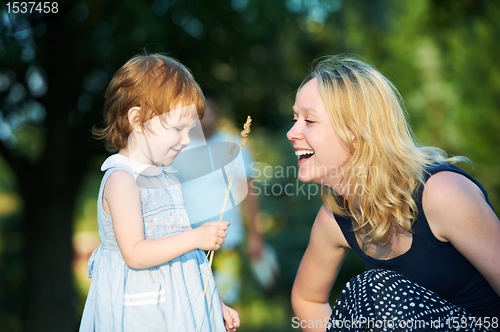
[326,269,496,332]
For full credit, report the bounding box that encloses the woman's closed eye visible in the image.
[291,118,316,125]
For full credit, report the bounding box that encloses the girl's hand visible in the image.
[194,221,229,251]
[221,302,240,331]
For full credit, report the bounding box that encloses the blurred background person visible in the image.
[173,93,278,305]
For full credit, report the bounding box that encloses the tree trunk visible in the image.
[20,16,92,332]
[23,179,78,331]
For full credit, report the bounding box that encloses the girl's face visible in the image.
[131,105,198,166]
[286,78,352,193]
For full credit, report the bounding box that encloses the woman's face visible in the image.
[286,78,352,193]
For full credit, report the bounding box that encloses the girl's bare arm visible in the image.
[104,170,228,269]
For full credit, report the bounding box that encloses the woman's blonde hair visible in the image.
[93,54,205,150]
[305,55,468,245]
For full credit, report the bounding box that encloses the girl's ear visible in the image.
[128,107,142,132]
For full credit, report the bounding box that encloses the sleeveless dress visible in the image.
[79,154,226,332]
[326,163,499,332]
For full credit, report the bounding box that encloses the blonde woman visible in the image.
[289,55,500,331]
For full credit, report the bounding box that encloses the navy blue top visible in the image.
[335,162,500,317]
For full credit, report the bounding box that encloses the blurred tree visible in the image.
[0,6,104,331]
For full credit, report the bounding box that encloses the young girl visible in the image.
[289,55,500,331]
[80,54,240,332]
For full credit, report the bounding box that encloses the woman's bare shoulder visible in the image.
[311,205,351,250]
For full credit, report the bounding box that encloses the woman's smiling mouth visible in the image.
[295,149,315,160]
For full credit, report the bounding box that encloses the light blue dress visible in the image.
[79,154,225,332]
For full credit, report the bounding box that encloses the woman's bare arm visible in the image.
[423,171,500,295]
[291,204,350,332]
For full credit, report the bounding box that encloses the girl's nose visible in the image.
[180,132,191,146]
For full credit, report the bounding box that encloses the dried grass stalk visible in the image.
[196,116,252,332]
